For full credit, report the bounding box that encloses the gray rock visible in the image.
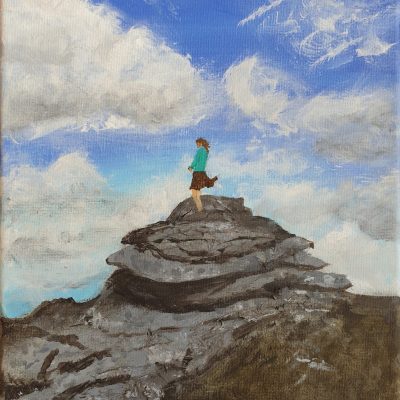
[2,195,355,400]
[98,265,352,313]
[283,250,328,270]
[300,271,352,290]
[108,196,322,283]
[120,196,293,264]
[106,246,267,282]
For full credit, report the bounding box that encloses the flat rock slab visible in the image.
[102,267,351,313]
[283,251,328,269]
[106,236,321,283]
[106,246,268,282]
[120,196,294,264]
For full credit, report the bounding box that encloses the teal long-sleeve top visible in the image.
[189,146,208,171]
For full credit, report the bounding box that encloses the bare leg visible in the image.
[191,189,199,210]
[197,190,203,211]
[191,189,203,211]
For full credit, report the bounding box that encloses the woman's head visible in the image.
[196,137,210,152]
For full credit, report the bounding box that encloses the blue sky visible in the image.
[2,0,398,317]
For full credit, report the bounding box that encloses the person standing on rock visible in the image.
[188,138,218,212]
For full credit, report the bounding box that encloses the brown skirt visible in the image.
[189,171,218,190]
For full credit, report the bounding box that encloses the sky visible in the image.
[2,0,399,317]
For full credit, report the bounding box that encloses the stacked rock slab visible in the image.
[105,195,351,312]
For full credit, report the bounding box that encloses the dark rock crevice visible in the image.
[52,374,131,400]
[57,349,112,374]
[37,349,59,380]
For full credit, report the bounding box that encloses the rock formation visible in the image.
[1,196,398,400]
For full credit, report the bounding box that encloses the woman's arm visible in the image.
[188,148,201,170]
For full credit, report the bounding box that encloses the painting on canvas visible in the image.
[1,1,398,399]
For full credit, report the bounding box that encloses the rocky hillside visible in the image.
[1,196,399,400]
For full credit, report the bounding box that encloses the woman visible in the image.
[188,138,218,212]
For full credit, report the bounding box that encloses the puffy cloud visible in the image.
[316,222,398,296]
[224,56,396,162]
[2,152,190,314]
[298,90,396,162]
[243,172,399,295]
[249,181,337,238]
[335,172,398,241]
[224,56,304,134]
[3,0,213,139]
[249,172,398,241]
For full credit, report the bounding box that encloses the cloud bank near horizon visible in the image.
[2,151,398,317]
[240,172,399,296]
[2,152,191,314]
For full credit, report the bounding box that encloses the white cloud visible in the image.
[224,56,304,134]
[250,181,337,238]
[356,35,396,57]
[208,148,309,178]
[310,37,363,68]
[2,152,190,313]
[238,0,397,67]
[335,172,398,241]
[297,90,397,162]
[244,173,399,295]
[225,56,397,162]
[3,0,214,139]
[249,173,399,241]
[316,222,398,296]
[2,150,398,313]
[245,136,263,152]
[298,2,397,66]
[238,0,284,27]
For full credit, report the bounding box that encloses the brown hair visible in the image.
[196,137,210,153]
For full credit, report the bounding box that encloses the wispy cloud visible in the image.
[238,0,284,27]
[238,0,397,68]
[310,37,363,68]
[356,34,396,57]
